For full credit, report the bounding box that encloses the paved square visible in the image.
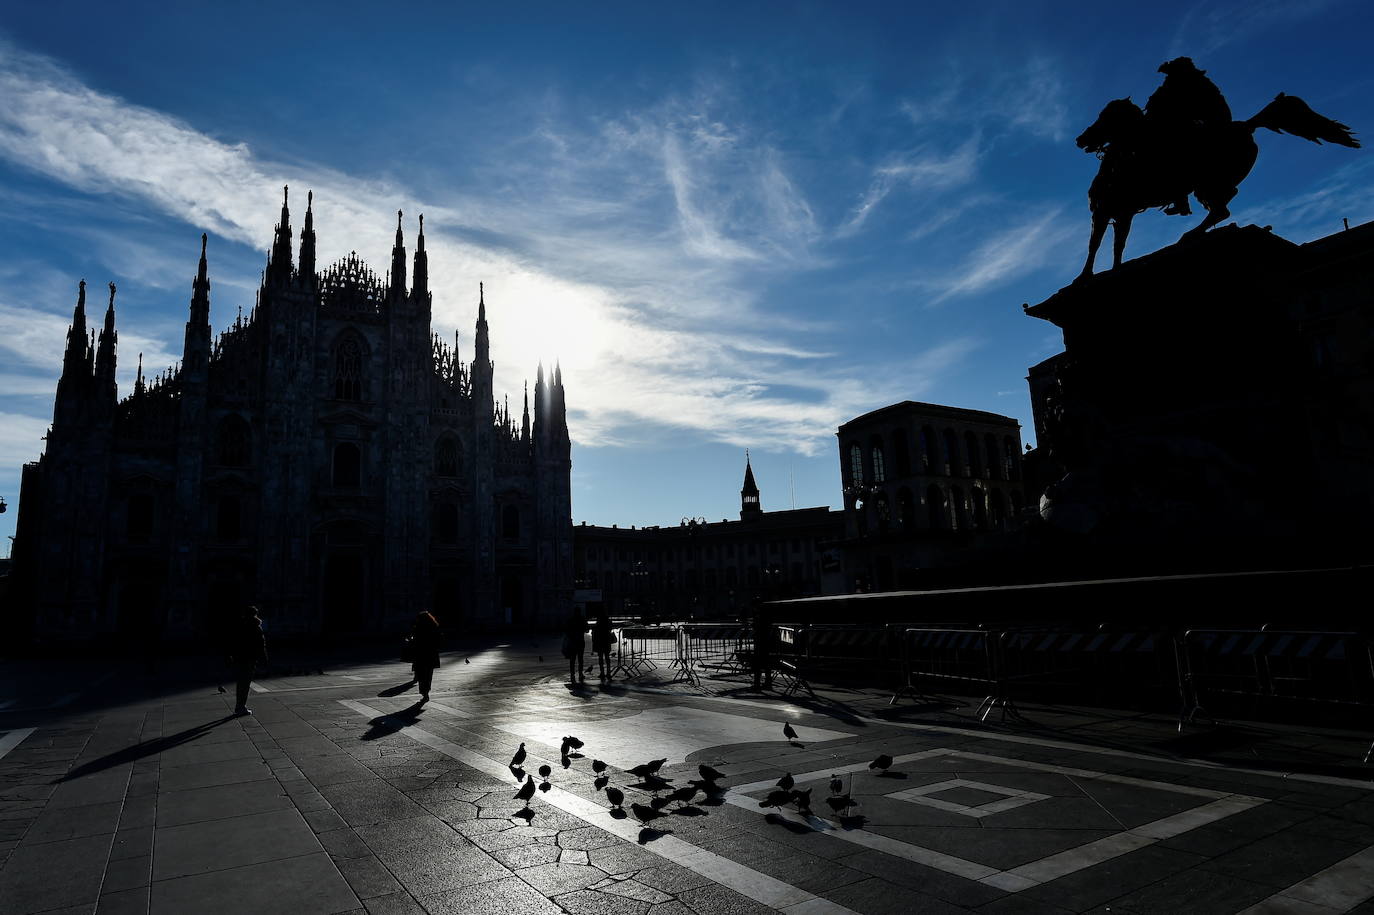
[890,777,1051,817]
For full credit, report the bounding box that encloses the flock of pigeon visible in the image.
[505,721,896,832]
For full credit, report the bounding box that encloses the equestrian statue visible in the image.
[1075,57,1359,280]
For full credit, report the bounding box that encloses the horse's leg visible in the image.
[1078,212,1109,280]
[1181,188,1236,241]
[1111,211,1134,268]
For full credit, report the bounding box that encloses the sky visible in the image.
[1,0,1371,554]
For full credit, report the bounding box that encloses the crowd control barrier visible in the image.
[1179,629,1374,759]
[610,626,684,681]
[680,624,751,678]
[996,628,1177,710]
[892,628,1002,713]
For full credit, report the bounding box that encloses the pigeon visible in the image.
[869,754,893,773]
[759,789,793,809]
[829,774,843,795]
[776,773,794,791]
[510,743,527,768]
[514,776,536,806]
[605,786,625,809]
[783,722,798,741]
[591,759,608,775]
[791,788,813,813]
[825,794,856,815]
[538,764,551,783]
[668,784,699,806]
[645,758,668,775]
[217,685,226,693]
[560,737,572,757]
[539,781,552,793]
[594,775,609,790]
[627,761,658,780]
[698,764,726,782]
[630,802,665,825]
[465,658,470,664]
[564,735,585,750]
[650,796,672,810]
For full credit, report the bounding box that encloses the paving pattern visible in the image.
[2,641,1374,914]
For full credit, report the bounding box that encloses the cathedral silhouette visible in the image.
[12,190,573,642]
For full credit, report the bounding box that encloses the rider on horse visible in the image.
[1144,57,1232,216]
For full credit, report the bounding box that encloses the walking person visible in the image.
[411,611,441,703]
[591,607,615,680]
[227,605,268,716]
[563,608,587,685]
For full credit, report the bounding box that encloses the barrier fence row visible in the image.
[603,621,1374,760]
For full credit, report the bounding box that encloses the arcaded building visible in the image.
[836,401,1025,590]
[12,192,573,641]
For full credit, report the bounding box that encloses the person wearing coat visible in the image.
[411,611,441,702]
[227,605,268,716]
[591,608,615,680]
[563,609,588,685]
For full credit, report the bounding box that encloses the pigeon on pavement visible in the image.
[698,764,726,782]
[824,793,856,815]
[783,722,798,741]
[869,754,894,773]
[759,789,793,809]
[776,773,794,791]
[829,774,843,795]
[514,776,536,806]
[605,786,625,809]
[630,802,665,825]
[591,759,608,775]
[510,743,527,768]
[791,788,813,813]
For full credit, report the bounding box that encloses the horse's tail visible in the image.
[1246,93,1360,148]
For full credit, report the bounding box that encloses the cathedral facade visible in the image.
[12,191,573,641]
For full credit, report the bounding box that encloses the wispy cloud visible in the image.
[1167,0,1341,59]
[0,38,976,470]
[838,137,981,237]
[929,208,1078,303]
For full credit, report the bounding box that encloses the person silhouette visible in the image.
[410,611,441,702]
[1145,57,1233,216]
[227,605,268,716]
[591,607,615,680]
[563,608,587,685]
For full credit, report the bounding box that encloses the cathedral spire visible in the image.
[134,352,145,396]
[389,209,407,300]
[63,279,89,374]
[298,189,316,288]
[521,381,531,444]
[190,234,211,326]
[95,282,118,401]
[267,184,293,287]
[411,213,428,303]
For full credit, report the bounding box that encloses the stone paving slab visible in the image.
[3,645,1374,915]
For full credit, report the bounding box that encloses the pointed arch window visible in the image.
[849,443,864,486]
[333,335,365,401]
[871,437,887,483]
[435,436,458,477]
[965,431,982,477]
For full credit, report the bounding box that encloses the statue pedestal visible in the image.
[1023,224,1364,567]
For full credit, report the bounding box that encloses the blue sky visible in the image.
[2,0,1371,552]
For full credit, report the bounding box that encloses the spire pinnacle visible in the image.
[417,213,425,251]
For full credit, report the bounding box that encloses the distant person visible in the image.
[227,605,268,716]
[591,607,615,680]
[411,611,441,703]
[563,609,587,685]
[751,603,772,690]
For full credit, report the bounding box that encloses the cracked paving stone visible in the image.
[554,888,653,915]
[491,843,561,869]
[516,861,607,896]
[600,879,674,904]
[632,863,713,895]
[559,825,624,851]
[675,883,779,915]
[421,876,563,915]
[561,848,591,865]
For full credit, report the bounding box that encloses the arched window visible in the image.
[871,437,887,483]
[926,485,948,530]
[435,502,459,543]
[435,437,458,477]
[986,434,1001,479]
[951,486,969,530]
[991,490,1008,530]
[218,415,251,466]
[127,493,154,542]
[216,495,241,540]
[943,429,960,476]
[971,485,988,531]
[920,426,935,474]
[502,504,520,539]
[965,431,981,477]
[897,488,917,530]
[893,429,911,477]
[332,334,365,401]
[333,442,360,487]
[849,443,864,486]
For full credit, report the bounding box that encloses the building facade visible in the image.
[572,456,845,620]
[12,192,573,641]
[836,401,1025,591]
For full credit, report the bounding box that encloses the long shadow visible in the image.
[361,702,424,740]
[55,716,236,782]
[377,680,416,698]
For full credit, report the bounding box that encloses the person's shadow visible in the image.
[55,717,235,782]
[361,703,423,740]
[377,680,416,698]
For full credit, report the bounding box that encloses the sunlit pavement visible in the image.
[3,638,1374,914]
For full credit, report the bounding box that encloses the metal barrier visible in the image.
[892,628,1002,714]
[1179,629,1374,759]
[680,625,751,678]
[611,626,684,681]
[993,627,1178,721]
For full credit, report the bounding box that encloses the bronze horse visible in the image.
[1075,93,1358,279]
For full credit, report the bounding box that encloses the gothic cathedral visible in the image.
[13,190,574,641]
